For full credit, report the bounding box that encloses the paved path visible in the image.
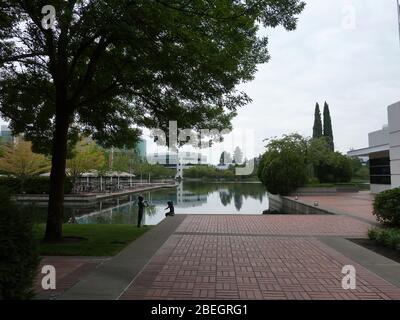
[48,193,400,300]
[120,214,400,300]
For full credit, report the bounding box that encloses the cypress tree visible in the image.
[323,102,334,151]
[313,103,323,139]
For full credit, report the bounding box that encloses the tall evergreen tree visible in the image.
[312,103,322,139]
[323,102,334,151]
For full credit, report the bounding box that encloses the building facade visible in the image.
[135,139,147,159]
[348,101,400,194]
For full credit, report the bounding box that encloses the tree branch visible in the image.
[0,52,45,64]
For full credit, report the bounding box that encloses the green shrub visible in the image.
[0,176,72,194]
[373,188,400,227]
[367,228,379,241]
[368,228,400,250]
[0,176,21,193]
[258,134,308,195]
[315,152,352,183]
[0,187,40,299]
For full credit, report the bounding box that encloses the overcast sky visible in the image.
[149,0,400,164]
[2,0,400,164]
[232,0,400,157]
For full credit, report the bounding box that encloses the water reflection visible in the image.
[23,182,269,225]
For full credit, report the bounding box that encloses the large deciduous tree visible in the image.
[257,134,308,195]
[0,139,50,178]
[66,139,105,179]
[0,0,305,240]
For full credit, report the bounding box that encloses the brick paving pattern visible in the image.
[44,193,400,300]
[176,215,370,237]
[121,203,400,300]
[121,234,400,300]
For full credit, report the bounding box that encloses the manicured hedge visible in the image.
[0,176,73,194]
[368,228,400,250]
[373,188,400,227]
[0,187,40,299]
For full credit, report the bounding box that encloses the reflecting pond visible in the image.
[21,182,269,226]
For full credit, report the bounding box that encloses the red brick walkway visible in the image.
[120,212,400,300]
[176,215,370,237]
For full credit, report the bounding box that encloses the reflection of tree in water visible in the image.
[184,182,266,202]
[219,190,233,207]
[234,192,243,211]
[198,183,264,209]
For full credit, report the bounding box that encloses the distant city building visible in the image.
[0,125,13,143]
[348,101,400,194]
[135,139,147,159]
[147,151,207,168]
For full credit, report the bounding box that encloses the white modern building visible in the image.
[348,101,400,194]
[147,151,207,168]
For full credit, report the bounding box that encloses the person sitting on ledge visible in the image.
[165,201,175,217]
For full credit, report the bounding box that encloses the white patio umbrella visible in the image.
[39,172,51,177]
[81,170,99,177]
[104,171,135,177]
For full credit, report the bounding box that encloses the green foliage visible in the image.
[0,0,305,153]
[133,162,175,180]
[350,157,369,181]
[368,228,400,250]
[1,0,305,239]
[185,165,235,180]
[257,134,308,195]
[308,138,352,183]
[323,102,334,151]
[373,188,400,227]
[0,187,40,299]
[67,139,106,177]
[258,133,353,194]
[312,103,322,138]
[0,176,73,194]
[0,140,50,178]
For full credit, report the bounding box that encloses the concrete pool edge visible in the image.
[13,183,176,204]
[58,215,187,300]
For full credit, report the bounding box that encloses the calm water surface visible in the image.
[22,182,269,226]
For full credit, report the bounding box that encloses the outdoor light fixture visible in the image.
[314,201,319,207]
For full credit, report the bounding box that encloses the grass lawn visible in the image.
[33,224,151,256]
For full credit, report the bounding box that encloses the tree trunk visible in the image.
[44,105,70,242]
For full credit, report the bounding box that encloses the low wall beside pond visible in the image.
[291,185,360,196]
[268,194,334,215]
